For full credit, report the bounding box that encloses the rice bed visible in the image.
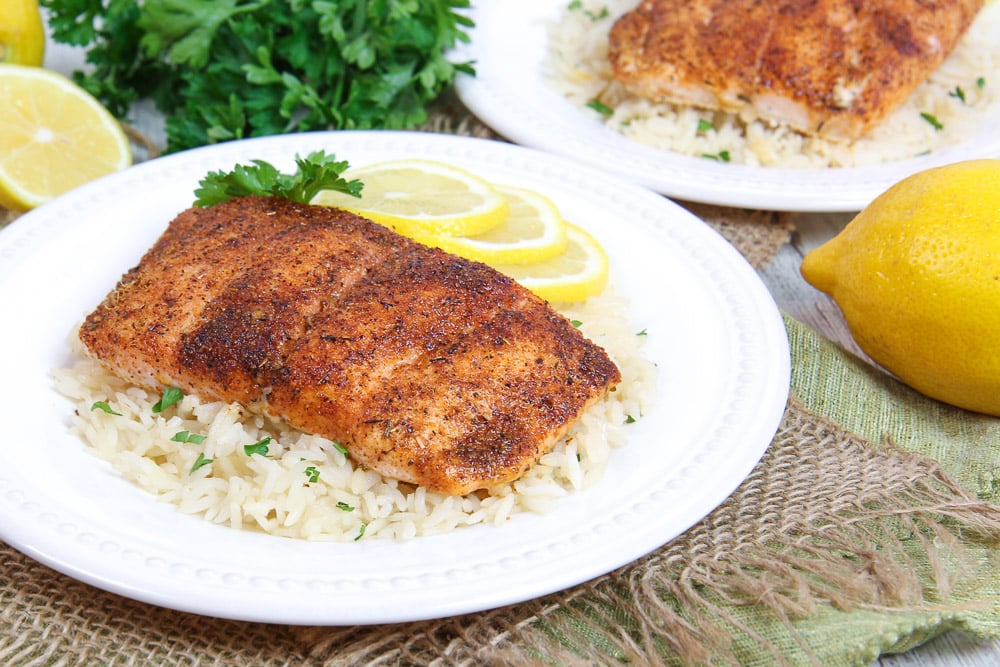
[54,288,656,542]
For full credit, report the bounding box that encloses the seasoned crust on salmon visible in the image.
[79,196,621,495]
[608,0,984,140]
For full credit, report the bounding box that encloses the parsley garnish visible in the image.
[332,442,349,458]
[152,386,184,413]
[570,319,583,328]
[171,431,207,444]
[354,523,367,541]
[636,328,648,336]
[190,452,213,472]
[920,112,943,131]
[337,501,355,512]
[41,0,475,153]
[702,150,731,162]
[91,401,121,416]
[243,437,272,457]
[194,151,362,207]
[586,98,614,117]
[697,118,715,133]
[625,415,637,424]
[949,86,966,103]
[304,466,321,483]
[977,77,986,89]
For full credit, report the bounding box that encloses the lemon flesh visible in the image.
[312,159,509,237]
[0,64,132,211]
[801,158,1000,416]
[414,185,569,265]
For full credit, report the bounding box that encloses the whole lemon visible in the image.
[0,0,46,66]
[800,159,1000,416]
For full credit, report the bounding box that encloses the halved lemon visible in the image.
[492,223,610,302]
[0,64,132,211]
[311,158,509,237]
[413,185,569,265]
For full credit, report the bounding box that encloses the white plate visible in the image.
[0,131,789,624]
[453,0,1000,212]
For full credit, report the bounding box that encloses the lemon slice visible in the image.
[493,223,610,302]
[0,64,132,211]
[311,158,509,237]
[414,185,569,265]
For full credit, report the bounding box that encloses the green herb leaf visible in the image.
[586,98,614,117]
[194,151,362,207]
[625,415,637,424]
[304,465,321,483]
[152,386,184,413]
[41,0,475,153]
[570,319,583,328]
[697,118,715,133]
[337,501,355,512]
[949,86,966,103]
[920,112,943,131]
[91,401,122,416]
[636,328,648,336]
[332,442,349,458]
[243,437,272,457]
[354,523,367,541]
[701,150,731,162]
[977,76,986,89]
[171,430,207,444]
[191,452,213,472]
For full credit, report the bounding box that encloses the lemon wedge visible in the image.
[311,158,509,237]
[0,64,132,211]
[492,223,610,302]
[413,185,569,265]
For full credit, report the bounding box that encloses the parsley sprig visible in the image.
[41,0,475,153]
[194,151,362,207]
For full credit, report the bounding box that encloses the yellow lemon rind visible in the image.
[412,185,570,265]
[494,223,610,303]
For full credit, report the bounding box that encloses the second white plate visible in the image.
[453,0,1000,212]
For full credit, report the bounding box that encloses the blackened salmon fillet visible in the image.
[608,0,984,140]
[79,195,621,495]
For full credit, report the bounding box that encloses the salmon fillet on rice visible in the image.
[79,195,621,496]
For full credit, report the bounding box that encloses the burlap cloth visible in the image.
[1,111,997,666]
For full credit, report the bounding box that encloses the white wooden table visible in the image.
[758,212,1000,667]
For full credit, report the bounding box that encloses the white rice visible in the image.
[53,287,656,542]
[545,0,1000,167]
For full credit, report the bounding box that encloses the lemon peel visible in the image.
[0,0,45,66]
[492,223,610,303]
[413,185,569,265]
[801,158,1000,416]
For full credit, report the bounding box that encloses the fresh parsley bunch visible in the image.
[41,0,474,153]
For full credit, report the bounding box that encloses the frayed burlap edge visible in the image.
[292,396,1000,667]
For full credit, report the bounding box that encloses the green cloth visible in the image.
[789,317,1000,505]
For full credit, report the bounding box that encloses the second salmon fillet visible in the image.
[608,0,984,140]
[79,196,622,495]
